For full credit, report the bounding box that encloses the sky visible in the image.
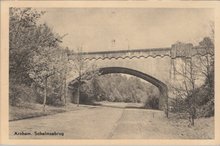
[39,8,214,52]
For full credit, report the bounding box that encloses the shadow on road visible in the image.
[125,105,146,109]
[93,103,153,110]
[79,102,160,111]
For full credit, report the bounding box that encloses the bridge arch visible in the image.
[68,67,168,112]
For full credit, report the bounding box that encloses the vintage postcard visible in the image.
[1,0,220,145]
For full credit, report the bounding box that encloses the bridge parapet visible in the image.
[69,45,208,61]
[76,48,171,60]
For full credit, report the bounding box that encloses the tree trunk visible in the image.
[191,116,194,126]
[191,106,196,126]
[166,106,169,118]
[77,64,81,107]
[64,76,67,106]
[77,84,80,107]
[43,77,47,112]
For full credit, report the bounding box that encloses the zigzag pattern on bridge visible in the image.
[70,46,212,61]
[82,54,172,61]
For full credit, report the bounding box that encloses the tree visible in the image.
[56,47,72,106]
[197,37,214,93]
[9,8,44,85]
[170,42,200,126]
[195,36,214,117]
[196,21,214,93]
[192,23,214,117]
[170,35,215,125]
[10,8,69,110]
[71,46,100,106]
[29,47,58,111]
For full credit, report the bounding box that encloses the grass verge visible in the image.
[168,112,214,139]
[9,103,85,121]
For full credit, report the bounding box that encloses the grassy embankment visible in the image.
[9,103,91,121]
[167,113,214,139]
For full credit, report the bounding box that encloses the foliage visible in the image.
[78,73,160,106]
[9,84,37,107]
[70,46,100,106]
[9,8,56,85]
[170,35,214,125]
[170,84,214,118]
[9,8,71,110]
[144,95,159,109]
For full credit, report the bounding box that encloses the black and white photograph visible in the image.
[1,3,217,142]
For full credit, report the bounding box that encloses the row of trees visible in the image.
[78,74,160,105]
[9,8,108,110]
[9,8,73,111]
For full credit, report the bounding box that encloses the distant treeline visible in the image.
[79,74,160,108]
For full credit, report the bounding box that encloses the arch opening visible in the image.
[68,67,168,111]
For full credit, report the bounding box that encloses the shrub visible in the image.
[197,99,214,117]
[35,89,65,107]
[79,91,96,105]
[9,84,37,107]
[144,95,159,109]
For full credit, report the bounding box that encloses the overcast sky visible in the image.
[39,8,214,52]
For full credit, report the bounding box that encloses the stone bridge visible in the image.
[67,42,208,115]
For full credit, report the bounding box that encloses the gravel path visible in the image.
[109,108,181,139]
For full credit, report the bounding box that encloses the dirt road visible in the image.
[9,103,212,139]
